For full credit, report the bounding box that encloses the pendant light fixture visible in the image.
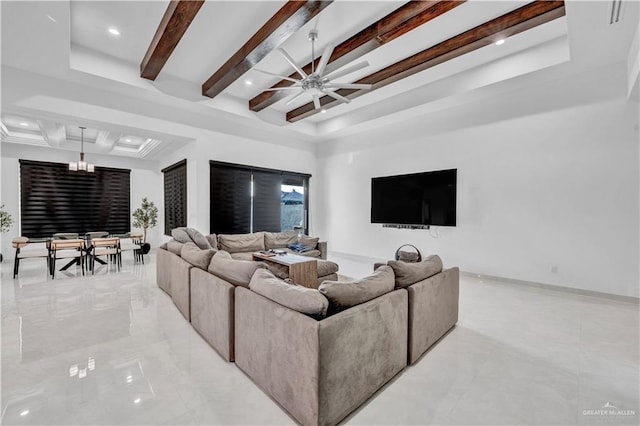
[69,126,94,172]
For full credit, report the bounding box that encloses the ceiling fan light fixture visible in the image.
[259,29,372,112]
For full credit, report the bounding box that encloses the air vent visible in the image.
[610,0,624,24]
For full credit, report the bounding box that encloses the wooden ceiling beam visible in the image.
[140,0,205,81]
[202,1,333,99]
[249,0,464,112]
[286,0,565,122]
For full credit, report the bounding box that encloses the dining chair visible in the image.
[89,237,121,274]
[12,236,50,279]
[119,233,144,264]
[50,239,85,278]
[52,233,80,240]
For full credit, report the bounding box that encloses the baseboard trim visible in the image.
[329,251,639,304]
[329,251,386,265]
[461,271,639,305]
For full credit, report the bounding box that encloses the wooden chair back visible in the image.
[91,237,120,248]
[51,239,85,250]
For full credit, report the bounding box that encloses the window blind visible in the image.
[210,164,252,234]
[209,161,310,235]
[162,159,187,236]
[19,160,131,238]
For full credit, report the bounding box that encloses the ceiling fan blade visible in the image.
[323,90,351,104]
[324,82,372,90]
[312,94,321,110]
[277,48,308,78]
[263,86,302,91]
[316,43,334,76]
[285,89,307,106]
[254,68,300,84]
[324,61,369,81]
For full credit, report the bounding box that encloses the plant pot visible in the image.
[141,243,151,255]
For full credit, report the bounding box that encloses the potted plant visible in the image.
[132,197,158,254]
[0,204,14,262]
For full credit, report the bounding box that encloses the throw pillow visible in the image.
[171,227,191,243]
[180,242,216,270]
[186,227,213,250]
[166,239,184,256]
[388,254,443,288]
[264,230,298,249]
[208,250,265,288]
[318,265,395,311]
[217,232,265,253]
[249,269,329,318]
[206,234,218,249]
[299,235,319,250]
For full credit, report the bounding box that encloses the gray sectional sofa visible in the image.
[156,230,459,426]
[156,229,338,360]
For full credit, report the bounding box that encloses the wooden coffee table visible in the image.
[252,252,318,288]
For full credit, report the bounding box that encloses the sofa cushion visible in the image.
[171,227,191,243]
[229,252,255,261]
[166,239,184,256]
[300,235,319,249]
[264,230,298,249]
[217,232,265,253]
[388,254,443,288]
[317,260,339,277]
[318,265,395,311]
[206,234,218,249]
[159,242,168,250]
[249,269,329,318]
[186,228,213,250]
[181,242,216,270]
[208,250,265,288]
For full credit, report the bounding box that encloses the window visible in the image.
[19,160,131,238]
[162,159,187,236]
[209,161,310,235]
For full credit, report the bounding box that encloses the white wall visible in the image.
[0,143,162,257]
[157,128,317,239]
[316,98,640,298]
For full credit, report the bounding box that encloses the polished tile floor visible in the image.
[1,252,638,425]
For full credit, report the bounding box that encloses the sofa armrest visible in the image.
[156,248,172,295]
[407,267,459,364]
[170,255,194,322]
[190,268,235,361]
[235,287,407,426]
[317,241,328,259]
[235,287,320,425]
[317,289,407,426]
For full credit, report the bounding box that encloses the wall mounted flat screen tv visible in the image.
[371,169,457,226]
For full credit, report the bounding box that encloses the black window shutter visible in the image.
[252,170,282,232]
[19,160,130,238]
[210,164,251,234]
[162,160,187,236]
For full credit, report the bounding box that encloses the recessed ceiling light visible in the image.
[495,39,505,46]
[245,80,253,86]
[20,410,29,417]
[125,138,131,142]
[108,27,121,36]
[19,122,29,127]
[320,109,327,114]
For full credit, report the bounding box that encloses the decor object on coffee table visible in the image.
[132,197,158,254]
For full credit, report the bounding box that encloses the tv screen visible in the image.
[371,169,457,226]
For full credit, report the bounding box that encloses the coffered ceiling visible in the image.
[1,1,638,153]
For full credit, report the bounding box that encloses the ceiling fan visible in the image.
[255,29,372,110]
